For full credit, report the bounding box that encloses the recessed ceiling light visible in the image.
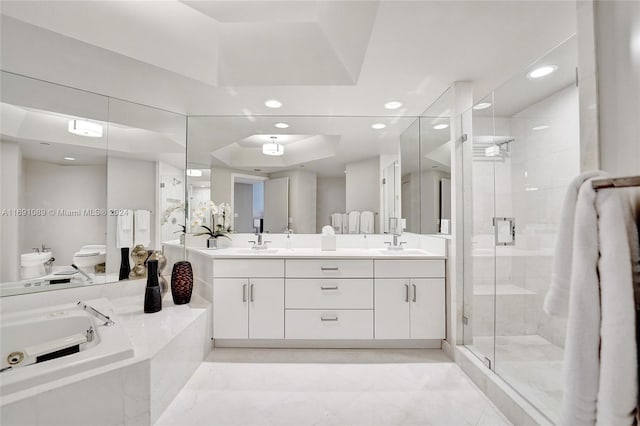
[384,101,403,110]
[432,124,449,130]
[371,123,386,130]
[527,65,557,79]
[68,119,103,138]
[265,99,283,108]
[274,122,289,129]
[187,169,202,177]
[473,102,492,110]
[64,157,76,161]
[532,125,550,131]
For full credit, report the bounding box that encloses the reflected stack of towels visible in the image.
[330,211,375,234]
[116,209,151,248]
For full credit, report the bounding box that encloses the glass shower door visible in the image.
[462,94,497,368]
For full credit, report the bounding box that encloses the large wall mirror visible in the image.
[0,72,186,297]
[186,116,416,237]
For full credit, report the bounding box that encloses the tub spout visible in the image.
[77,301,114,326]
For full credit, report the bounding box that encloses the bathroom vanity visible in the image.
[188,247,446,348]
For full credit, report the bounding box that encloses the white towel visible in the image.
[134,210,151,247]
[330,213,343,234]
[348,211,360,234]
[360,211,374,234]
[544,171,604,317]
[554,177,638,425]
[116,210,133,248]
[342,214,348,234]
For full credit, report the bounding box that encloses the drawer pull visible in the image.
[404,284,409,302]
[321,267,339,271]
[320,285,339,290]
[412,283,417,302]
[321,315,339,322]
[250,284,255,302]
[242,284,247,302]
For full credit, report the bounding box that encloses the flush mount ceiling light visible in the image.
[64,157,76,161]
[274,122,289,129]
[433,124,449,130]
[263,136,284,156]
[187,169,202,177]
[67,119,103,138]
[264,99,283,108]
[384,101,403,110]
[371,123,386,130]
[527,65,557,79]
[532,125,550,131]
[473,102,492,110]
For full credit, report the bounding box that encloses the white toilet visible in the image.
[72,245,106,274]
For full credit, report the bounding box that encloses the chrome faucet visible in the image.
[248,233,272,250]
[384,234,407,251]
[77,301,115,326]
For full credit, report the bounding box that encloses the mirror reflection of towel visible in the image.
[134,210,151,246]
[360,211,374,234]
[330,213,343,234]
[116,210,133,248]
[348,211,360,234]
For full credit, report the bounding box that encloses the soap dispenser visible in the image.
[144,259,162,313]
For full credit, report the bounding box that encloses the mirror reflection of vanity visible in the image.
[0,71,187,295]
[186,116,412,236]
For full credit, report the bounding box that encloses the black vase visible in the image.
[171,261,193,305]
[144,260,162,313]
[119,247,131,281]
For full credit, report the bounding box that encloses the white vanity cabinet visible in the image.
[213,260,284,339]
[374,260,445,340]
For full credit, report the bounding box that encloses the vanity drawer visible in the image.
[213,259,284,278]
[285,310,373,339]
[285,279,373,309]
[285,259,373,278]
[374,260,445,278]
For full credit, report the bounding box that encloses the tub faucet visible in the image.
[77,301,114,326]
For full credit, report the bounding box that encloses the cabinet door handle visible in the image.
[412,284,417,302]
[242,284,247,302]
[320,285,339,290]
[321,315,338,321]
[321,267,339,271]
[404,284,409,302]
[250,283,255,302]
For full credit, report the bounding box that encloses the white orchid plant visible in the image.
[160,202,185,225]
[191,201,232,239]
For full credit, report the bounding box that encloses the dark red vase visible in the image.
[171,261,193,305]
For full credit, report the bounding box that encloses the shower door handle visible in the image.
[493,217,516,246]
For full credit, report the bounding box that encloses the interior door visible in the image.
[248,278,285,339]
[213,278,248,338]
[263,177,289,233]
[410,278,446,339]
[374,279,410,339]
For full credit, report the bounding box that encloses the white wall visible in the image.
[345,157,380,232]
[106,157,155,273]
[233,182,254,233]
[270,170,317,234]
[21,159,107,267]
[594,0,640,175]
[316,177,346,233]
[0,141,23,281]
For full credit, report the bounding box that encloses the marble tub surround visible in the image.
[1,292,211,425]
[157,348,510,426]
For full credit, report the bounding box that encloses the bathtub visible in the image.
[0,298,134,398]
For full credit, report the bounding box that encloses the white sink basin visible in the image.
[378,249,427,255]
[234,248,280,254]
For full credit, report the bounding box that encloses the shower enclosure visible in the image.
[461,36,579,423]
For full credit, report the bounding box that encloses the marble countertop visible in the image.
[186,247,446,260]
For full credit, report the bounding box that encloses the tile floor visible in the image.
[156,348,511,426]
[468,335,563,423]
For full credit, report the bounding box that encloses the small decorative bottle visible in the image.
[144,259,162,313]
